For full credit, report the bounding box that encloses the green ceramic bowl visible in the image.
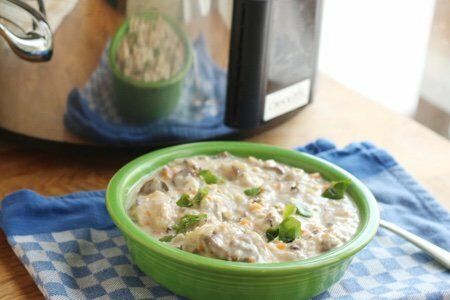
[109,11,193,123]
[106,142,379,299]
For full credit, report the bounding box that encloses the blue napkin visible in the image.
[1,140,449,299]
[64,37,235,146]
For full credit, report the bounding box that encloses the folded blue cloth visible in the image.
[64,37,235,146]
[1,140,449,299]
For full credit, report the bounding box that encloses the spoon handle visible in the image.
[379,219,450,270]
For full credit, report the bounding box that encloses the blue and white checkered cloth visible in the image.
[1,140,449,299]
[64,36,235,146]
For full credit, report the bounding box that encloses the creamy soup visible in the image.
[127,152,360,263]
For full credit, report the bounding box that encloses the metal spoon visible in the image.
[379,219,450,269]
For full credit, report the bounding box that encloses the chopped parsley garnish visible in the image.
[244,186,263,197]
[322,179,352,200]
[265,204,302,243]
[266,227,279,242]
[192,188,209,205]
[199,169,223,184]
[282,204,297,219]
[176,194,193,207]
[278,217,302,243]
[176,188,209,207]
[173,214,207,234]
[159,235,175,242]
[295,203,313,218]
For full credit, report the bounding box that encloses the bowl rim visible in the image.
[106,141,379,275]
[108,10,193,88]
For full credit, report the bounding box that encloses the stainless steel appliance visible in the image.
[0,0,322,147]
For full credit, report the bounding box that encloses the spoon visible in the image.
[379,219,450,269]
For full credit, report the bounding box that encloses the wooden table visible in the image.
[1,73,450,299]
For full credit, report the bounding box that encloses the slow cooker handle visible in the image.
[0,0,53,62]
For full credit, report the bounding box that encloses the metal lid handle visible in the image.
[0,0,53,62]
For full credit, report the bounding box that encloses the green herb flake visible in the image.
[159,235,175,242]
[173,214,207,234]
[266,227,279,242]
[322,179,352,200]
[283,204,297,219]
[199,170,223,184]
[244,186,263,197]
[266,205,303,242]
[176,193,193,207]
[278,216,302,243]
[192,188,208,205]
[295,203,313,218]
